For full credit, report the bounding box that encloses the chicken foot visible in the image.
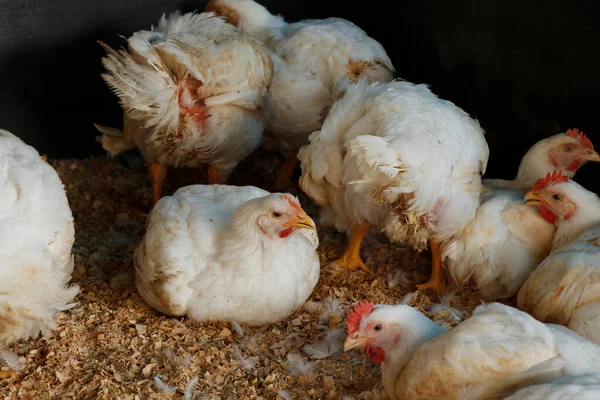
[274,151,299,191]
[322,222,371,272]
[148,162,167,207]
[417,239,447,294]
[207,166,230,185]
[0,370,18,379]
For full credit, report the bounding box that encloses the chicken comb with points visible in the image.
[346,300,375,334]
[566,128,593,149]
[532,171,569,192]
[283,194,302,213]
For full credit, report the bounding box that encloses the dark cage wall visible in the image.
[0,0,598,191]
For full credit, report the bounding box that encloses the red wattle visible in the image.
[540,207,557,224]
[279,227,293,238]
[366,345,385,364]
[567,160,581,171]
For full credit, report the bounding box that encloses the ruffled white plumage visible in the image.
[0,129,78,345]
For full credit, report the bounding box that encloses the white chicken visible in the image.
[95,11,274,205]
[298,79,489,293]
[205,0,395,189]
[518,174,600,345]
[504,373,600,400]
[133,184,319,325]
[443,129,599,300]
[343,300,600,400]
[0,129,78,347]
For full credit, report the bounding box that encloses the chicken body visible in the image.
[0,129,78,345]
[95,11,274,204]
[344,301,600,400]
[518,225,600,345]
[134,184,319,325]
[503,373,600,400]
[443,131,599,299]
[298,79,488,291]
[206,0,395,188]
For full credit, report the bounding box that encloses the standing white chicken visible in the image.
[0,129,78,347]
[443,130,599,300]
[298,79,489,294]
[518,174,600,344]
[95,11,274,205]
[343,300,600,400]
[134,184,319,325]
[205,0,395,189]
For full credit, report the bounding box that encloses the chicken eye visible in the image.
[272,212,282,218]
[552,193,563,202]
[564,145,574,153]
[373,324,383,331]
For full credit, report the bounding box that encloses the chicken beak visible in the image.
[284,213,316,230]
[581,150,600,163]
[343,335,373,352]
[524,191,544,208]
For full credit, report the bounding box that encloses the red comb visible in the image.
[283,194,302,213]
[532,171,569,192]
[346,300,375,334]
[566,128,593,149]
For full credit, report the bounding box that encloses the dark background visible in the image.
[0,0,598,191]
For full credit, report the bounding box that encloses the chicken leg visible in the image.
[207,165,230,185]
[148,162,167,207]
[417,239,447,294]
[322,222,371,271]
[274,151,299,191]
[0,370,17,379]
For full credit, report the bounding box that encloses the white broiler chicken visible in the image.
[133,184,319,325]
[504,373,600,400]
[298,79,489,294]
[343,300,600,400]
[443,129,599,300]
[205,0,395,189]
[95,11,274,205]
[0,130,78,348]
[518,174,600,344]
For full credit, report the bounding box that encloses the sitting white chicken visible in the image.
[206,0,395,189]
[443,129,599,300]
[298,79,489,293]
[518,174,600,344]
[343,300,600,400]
[0,129,78,347]
[95,11,274,205]
[134,184,319,325]
[504,373,600,400]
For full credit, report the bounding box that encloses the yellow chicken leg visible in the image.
[0,370,18,379]
[148,162,167,207]
[322,222,371,271]
[417,239,447,294]
[274,152,299,191]
[207,165,230,185]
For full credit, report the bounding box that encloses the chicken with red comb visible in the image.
[94,11,274,206]
[343,300,600,400]
[519,174,600,344]
[444,131,599,300]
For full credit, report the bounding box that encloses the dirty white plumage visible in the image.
[206,0,394,185]
[344,301,600,400]
[95,11,274,185]
[443,132,599,300]
[503,373,600,400]
[133,184,319,325]
[0,129,78,345]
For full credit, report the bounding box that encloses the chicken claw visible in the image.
[321,222,371,272]
[417,239,447,294]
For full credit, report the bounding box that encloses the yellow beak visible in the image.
[582,150,600,163]
[343,335,373,352]
[284,213,316,230]
[524,191,544,208]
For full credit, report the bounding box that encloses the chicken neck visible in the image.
[148,162,167,207]
[416,239,447,294]
[322,222,371,271]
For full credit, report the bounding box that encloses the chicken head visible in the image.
[256,194,316,238]
[547,128,599,172]
[524,171,575,224]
